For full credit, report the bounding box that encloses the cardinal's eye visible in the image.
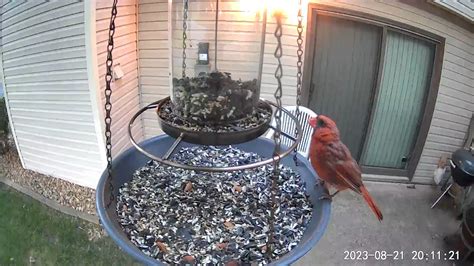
[317,119,325,127]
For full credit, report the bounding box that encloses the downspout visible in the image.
[84,0,108,172]
[168,0,173,101]
[136,0,145,140]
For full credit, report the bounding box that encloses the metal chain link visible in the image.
[294,0,304,166]
[273,15,284,151]
[267,11,284,257]
[182,0,189,78]
[105,0,118,208]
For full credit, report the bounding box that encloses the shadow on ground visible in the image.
[296,182,460,266]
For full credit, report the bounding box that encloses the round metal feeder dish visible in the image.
[96,135,331,265]
[129,99,303,172]
[157,97,273,146]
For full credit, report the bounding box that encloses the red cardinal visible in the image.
[309,115,383,221]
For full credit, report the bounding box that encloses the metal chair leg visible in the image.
[431,183,453,209]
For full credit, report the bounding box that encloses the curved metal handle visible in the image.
[128,98,303,172]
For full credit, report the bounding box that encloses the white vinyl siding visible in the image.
[1,1,104,188]
[170,1,264,83]
[96,0,144,156]
[138,0,473,184]
[138,0,168,138]
[432,0,473,22]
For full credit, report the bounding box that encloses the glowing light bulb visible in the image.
[240,0,260,13]
[239,0,308,23]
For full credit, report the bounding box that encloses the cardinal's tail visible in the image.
[360,185,383,221]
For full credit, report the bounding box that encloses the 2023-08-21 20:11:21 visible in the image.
[343,250,460,261]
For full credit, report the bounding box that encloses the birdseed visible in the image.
[172,72,259,122]
[158,99,272,133]
[117,146,312,265]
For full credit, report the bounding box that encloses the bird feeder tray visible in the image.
[157,97,273,145]
[96,135,331,265]
[172,72,260,123]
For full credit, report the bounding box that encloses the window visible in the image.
[361,30,435,169]
[303,5,444,178]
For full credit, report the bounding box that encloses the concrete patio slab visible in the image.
[296,182,460,266]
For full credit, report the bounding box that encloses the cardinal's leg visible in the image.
[319,190,340,201]
[315,179,340,200]
[314,179,326,188]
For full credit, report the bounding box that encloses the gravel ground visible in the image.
[0,147,97,216]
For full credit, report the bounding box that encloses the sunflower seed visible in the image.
[116,146,313,265]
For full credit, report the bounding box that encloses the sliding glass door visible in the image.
[306,13,438,177]
[308,15,381,159]
[361,31,435,169]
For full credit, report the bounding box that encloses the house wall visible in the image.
[432,0,474,23]
[95,0,144,157]
[0,1,106,188]
[137,0,169,138]
[137,0,473,184]
[169,2,266,86]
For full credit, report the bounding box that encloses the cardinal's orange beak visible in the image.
[309,116,317,128]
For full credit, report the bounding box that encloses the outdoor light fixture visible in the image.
[240,0,307,22]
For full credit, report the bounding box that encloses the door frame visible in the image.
[302,4,445,179]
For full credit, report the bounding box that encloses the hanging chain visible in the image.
[273,15,284,149]
[294,0,304,166]
[182,0,189,78]
[105,0,118,208]
[267,11,284,257]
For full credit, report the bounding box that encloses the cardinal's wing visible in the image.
[327,141,363,194]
